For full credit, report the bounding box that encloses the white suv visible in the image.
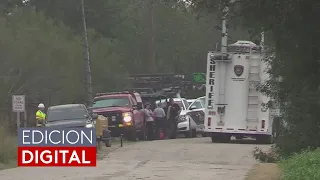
[177,96,206,137]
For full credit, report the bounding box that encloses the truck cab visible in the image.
[92,91,145,141]
[204,40,274,144]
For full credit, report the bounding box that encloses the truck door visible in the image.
[188,110,205,127]
[187,99,205,129]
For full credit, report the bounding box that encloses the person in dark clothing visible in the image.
[167,98,181,139]
[142,103,154,140]
[153,103,166,139]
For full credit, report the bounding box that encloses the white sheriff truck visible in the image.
[204,40,274,144]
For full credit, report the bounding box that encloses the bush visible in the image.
[252,146,279,163]
[279,149,320,180]
[0,126,17,163]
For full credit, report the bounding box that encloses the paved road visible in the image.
[0,138,267,180]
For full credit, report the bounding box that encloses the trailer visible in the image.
[204,40,274,144]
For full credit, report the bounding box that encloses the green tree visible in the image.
[0,8,85,107]
[189,0,320,155]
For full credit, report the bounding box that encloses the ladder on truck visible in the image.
[247,53,261,130]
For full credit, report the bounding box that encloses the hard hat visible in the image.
[38,103,45,108]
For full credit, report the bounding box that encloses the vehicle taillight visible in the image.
[208,117,211,126]
[261,120,265,129]
[209,111,216,115]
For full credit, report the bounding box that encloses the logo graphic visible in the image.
[18,128,96,167]
[234,65,244,77]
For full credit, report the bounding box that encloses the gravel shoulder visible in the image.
[245,163,281,180]
[0,138,269,180]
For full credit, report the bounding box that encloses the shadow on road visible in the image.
[200,137,273,145]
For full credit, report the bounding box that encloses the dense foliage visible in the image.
[280,149,320,180]
[189,0,320,155]
[1,1,247,125]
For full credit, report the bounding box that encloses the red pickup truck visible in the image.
[92,91,145,141]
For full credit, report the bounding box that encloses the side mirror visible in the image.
[91,113,98,119]
[189,105,197,110]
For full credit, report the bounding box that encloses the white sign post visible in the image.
[12,95,25,129]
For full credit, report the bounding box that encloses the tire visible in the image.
[221,134,231,143]
[184,131,191,138]
[211,134,218,143]
[185,118,197,138]
[211,133,231,143]
[170,132,177,139]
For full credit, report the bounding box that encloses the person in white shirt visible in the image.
[142,103,154,140]
[153,103,166,138]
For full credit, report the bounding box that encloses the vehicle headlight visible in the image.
[85,123,94,128]
[122,112,132,122]
[178,115,187,122]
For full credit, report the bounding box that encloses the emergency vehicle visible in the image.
[92,91,145,141]
[204,40,275,144]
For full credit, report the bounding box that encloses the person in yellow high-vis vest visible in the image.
[36,103,46,127]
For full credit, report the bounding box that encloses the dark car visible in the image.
[45,104,96,128]
[92,92,145,141]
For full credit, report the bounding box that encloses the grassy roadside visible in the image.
[0,127,17,170]
[246,148,320,180]
[279,149,320,180]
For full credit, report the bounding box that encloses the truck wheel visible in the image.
[211,134,218,143]
[184,131,190,138]
[211,133,230,143]
[235,135,243,140]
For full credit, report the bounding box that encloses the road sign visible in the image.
[12,95,25,112]
[193,73,206,83]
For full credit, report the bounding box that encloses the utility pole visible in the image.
[81,0,93,107]
[217,4,229,106]
[221,5,228,53]
[260,31,265,48]
[148,0,156,73]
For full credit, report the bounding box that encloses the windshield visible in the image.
[47,107,88,122]
[93,97,130,109]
